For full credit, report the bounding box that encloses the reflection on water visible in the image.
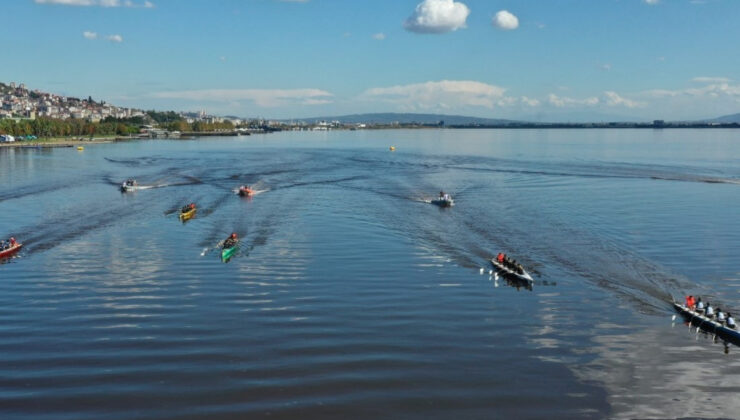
[1,129,739,419]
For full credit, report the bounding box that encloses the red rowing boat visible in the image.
[0,243,22,259]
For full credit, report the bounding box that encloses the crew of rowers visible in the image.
[495,253,524,275]
[181,203,196,214]
[685,295,736,329]
[0,237,18,250]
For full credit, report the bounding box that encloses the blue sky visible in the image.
[2,0,739,120]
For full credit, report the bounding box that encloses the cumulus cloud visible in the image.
[492,10,519,30]
[604,91,646,108]
[403,0,470,34]
[547,94,599,107]
[35,0,154,7]
[362,80,513,110]
[644,0,659,4]
[372,32,386,40]
[106,34,123,42]
[151,89,334,107]
[83,31,98,39]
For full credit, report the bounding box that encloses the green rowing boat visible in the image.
[221,244,238,261]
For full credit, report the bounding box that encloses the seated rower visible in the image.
[717,308,726,323]
[705,303,715,319]
[696,298,705,312]
[685,295,696,310]
[223,232,238,249]
[726,313,736,329]
[496,253,505,264]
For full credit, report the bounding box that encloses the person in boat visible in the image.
[516,263,524,275]
[716,308,726,323]
[0,240,6,250]
[223,233,238,249]
[439,191,445,199]
[705,302,715,319]
[9,237,16,247]
[726,313,736,329]
[685,295,696,310]
[695,298,704,312]
[497,253,505,264]
[181,203,195,214]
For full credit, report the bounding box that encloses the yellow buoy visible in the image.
[77,146,84,151]
[389,146,396,151]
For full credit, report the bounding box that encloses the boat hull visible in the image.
[0,243,22,259]
[431,199,454,207]
[490,258,534,283]
[221,245,238,261]
[179,208,196,221]
[674,303,740,347]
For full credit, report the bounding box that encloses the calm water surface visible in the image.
[1,129,739,419]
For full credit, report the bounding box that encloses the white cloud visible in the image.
[604,91,646,108]
[521,96,540,107]
[692,76,731,83]
[600,63,612,71]
[35,0,154,7]
[644,81,740,99]
[403,0,470,34]
[548,94,599,107]
[106,34,123,42]
[492,10,519,30]
[362,80,512,110]
[151,89,334,108]
[83,31,98,39]
[372,32,386,40]
[644,0,660,4]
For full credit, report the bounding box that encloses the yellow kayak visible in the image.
[179,207,197,221]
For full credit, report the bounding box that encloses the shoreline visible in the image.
[0,136,137,148]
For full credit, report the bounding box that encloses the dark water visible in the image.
[1,129,739,419]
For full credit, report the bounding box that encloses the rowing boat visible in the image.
[431,195,454,207]
[673,302,740,346]
[0,243,22,259]
[221,243,238,261]
[121,180,137,192]
[179,207,196,221]
[490,258,534,284]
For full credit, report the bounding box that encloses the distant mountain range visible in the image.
[709,113,740,123]
[285,113,517,126]
[285,111,740,126]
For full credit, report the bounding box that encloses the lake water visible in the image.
[1,129,739,419]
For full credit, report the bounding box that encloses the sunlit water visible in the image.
[1,129,739,419]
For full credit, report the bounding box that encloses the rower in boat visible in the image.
[696,298,705,313]
[685,295,696,310]
[717,308,726,324]
[727,313,737,330]
[181,203,195,214]
[223,232,238,249]
[121,179,137,192]
[706,303,715,319]
[238,185,254,197]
